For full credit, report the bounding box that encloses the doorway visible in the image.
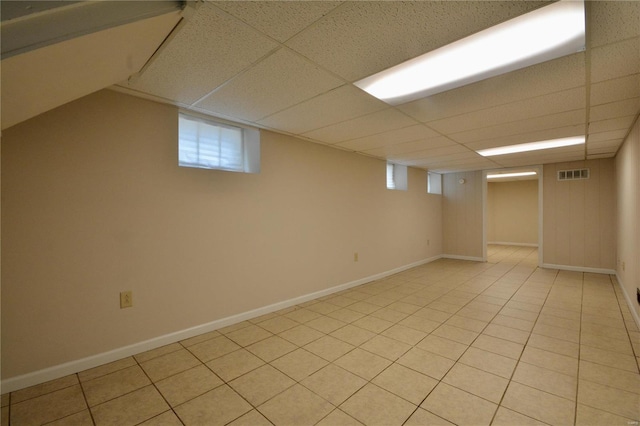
[482,166,543,266]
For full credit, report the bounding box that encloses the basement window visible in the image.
[427,172,442,194]
[387,162,408,190]
[178,113,260,173]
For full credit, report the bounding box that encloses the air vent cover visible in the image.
[558,169,589,181]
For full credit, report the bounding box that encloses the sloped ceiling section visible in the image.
[0,1,185,130]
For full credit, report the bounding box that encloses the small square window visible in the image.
[178,113,260,173]
[427,172,442,194]
[386,162,407,190]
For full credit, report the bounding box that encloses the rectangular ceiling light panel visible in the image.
[487,171,537,179]
[355,0,585,105]
[477,136,585,157]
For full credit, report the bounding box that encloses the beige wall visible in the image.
[616,117,640,321]
[1,90,442,379]
[542,159,616,270]
[442,171,483,259]
[487,180,538,245]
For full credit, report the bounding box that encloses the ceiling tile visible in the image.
[335,124,439,151]
[193,48,343,121]
[587,153,616,160]
[588,129,628,143]
[125,3,278,104]
[589,1,640,48]
[213,1,341,42]
[388,144,470,162]
[589,98,640,122]
[590,37,640,83]
[450,110,585,145]
[427,87,585,134]
[302,108,417,144]
[362,136,457,157]
[588,116,637,134]
[257,85,386,134]
[398,53,585,123]
[286,1,549,81]
[590,74,640,106]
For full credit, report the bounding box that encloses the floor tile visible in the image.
[205,348,265,382]
[458,347,517,379]
[499,307,539,322]
[134,343,183,364]
[78,357,137,382]
[445,315,488,333]
[471,334,523,360]
[360,335,412,361]
[306,316,348,333]
[91,385,169,426]
[47,409,94,426]
[327,308,366,323]
[581,332,634,354]
[245,335,297,362]
[180,330,221,348]
[579,360,640,394]
[372,363,437,405]
[577,379,640,420]
[139,410,183,426]
[82,365,151,406]
[432,324,479,345]
[155,364,223,407]
[491,407,548,425]
[526,333,579,358]
[10,385,87,425]
[512,361,577,400]
[284,307,323,323]
[397,347,455,380]
[579,344,639,373]
[11,374,79,404]
[399,315,441,333]
[306,301,341,315]
[140,349,201,382]
[575,403,637,426]
[225,324,273,347]
[187,335,241,363]
[226,409,272,426]
[416,334,468,360]
[302,364,367,406]
[304,335,355,362]
[278,324,324,346]
[257,315,299,334]
[330,324,376,346]
[352,315,394,333]
[381,324,427,345]
[412,307,452,322]
[421,383,497,426]
[270,348,328,381]
[334,348,392,380]
[404,408,454,425]
[259,384,333,425]
[442,363,508,403]
[482,323,530,344]
[340,383,416,426]
[228,364,295,406]
[520,346,578,376]
[173,385,251,426]
[501,381,575,425]
[316,409,364,426]
[533,323,580,343]
[370,307,409,323]
[491,314,535,332]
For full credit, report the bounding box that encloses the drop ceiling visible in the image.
[3,1,640,173]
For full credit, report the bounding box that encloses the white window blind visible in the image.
[386,162,407,190]
[178,113,260,173]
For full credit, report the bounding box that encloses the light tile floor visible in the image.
[4,245,640,425]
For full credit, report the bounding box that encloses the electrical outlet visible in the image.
[120,291,133,309]
[354,252,359,262]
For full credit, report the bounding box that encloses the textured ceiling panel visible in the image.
[213,1,341,42]
[589,98,640,122]
[257,85,385,134]
[589,1,640,48]
[588,129,629,144]
[590,74,640,106]
[335,124,439,151]
[360,136,458,158]
[590,37,640,83]
[193,48,343,122]
[450,110,585,145]
[388,145,470,162]
[286,1,548,81]
[125,3,278,104]
[589,116,637,134]
[398,53,585,123]
[496,153,585,167]
[427,87,585,134]
[302,108,418,144]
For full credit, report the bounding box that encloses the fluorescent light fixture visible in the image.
[477,136,585,157]
[355,0,585,105]
[487,171,537,179]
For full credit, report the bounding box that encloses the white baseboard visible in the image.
[488,242,538,247]
[615,272,640,330]
[1,255,442,393]
[541,263,616,275]
[442,254,484,262]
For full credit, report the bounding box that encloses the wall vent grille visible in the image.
[558,168,589,181]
